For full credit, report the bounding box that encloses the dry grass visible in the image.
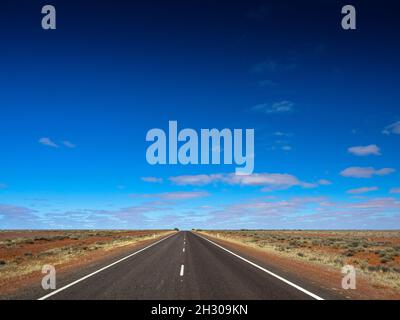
[198,230,400,292]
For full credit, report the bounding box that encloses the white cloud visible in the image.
[144,191,209,201]
[348,144,381,156]
[169,174,224,186]
[340,167,395,178]
[344,197,400,210]
[62,140,76,148]
[38,137,58,148]
[3,193,400,229]
[347,187,378,194]
[274,131,292,137]
[382,121,400,135]
[141,177,163,183]
[231,173,302,187]
[199,196,400,229]
[169,173,327,191]
[318,179,332,185]
[0,204,44,228]
[390,188,400,194]
[252,100,294,114]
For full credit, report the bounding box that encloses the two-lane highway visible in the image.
[38,231,334,300]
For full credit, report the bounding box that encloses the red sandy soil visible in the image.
[0,230,158,260]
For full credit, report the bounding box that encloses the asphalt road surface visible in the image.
[37,231,339,300]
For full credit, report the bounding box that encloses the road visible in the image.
[38,231,337,300]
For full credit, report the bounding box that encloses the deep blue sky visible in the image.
[0,0,399,229]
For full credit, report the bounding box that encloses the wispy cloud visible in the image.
[169,173,327,191]
[251,100,294,114]
[281,145,292,152]
[0,183,7,189]
[39,138,76,148]
[198,196,400,229]
[340,167,395,178]
[0,204,44,228]
[141,177,163,183]
[42,205,165,229]
[347,187,378,194]
[141,191,210,201]
[2,193,400,229]
[390,188,400,194]
[274,131,292,137]
[0,202,177,229]
[232,173,306,189]
[38,137,58,148]
[382,121,400,135]
[169,174,223,186]
[62,140,76,148]
[348,144,381,156]
[318,179,332,186]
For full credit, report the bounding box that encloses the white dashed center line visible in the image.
[180,264,185,276]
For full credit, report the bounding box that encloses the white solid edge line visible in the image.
[180,264,185,276]
[37,233,177,300]
[194,233,324,300]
